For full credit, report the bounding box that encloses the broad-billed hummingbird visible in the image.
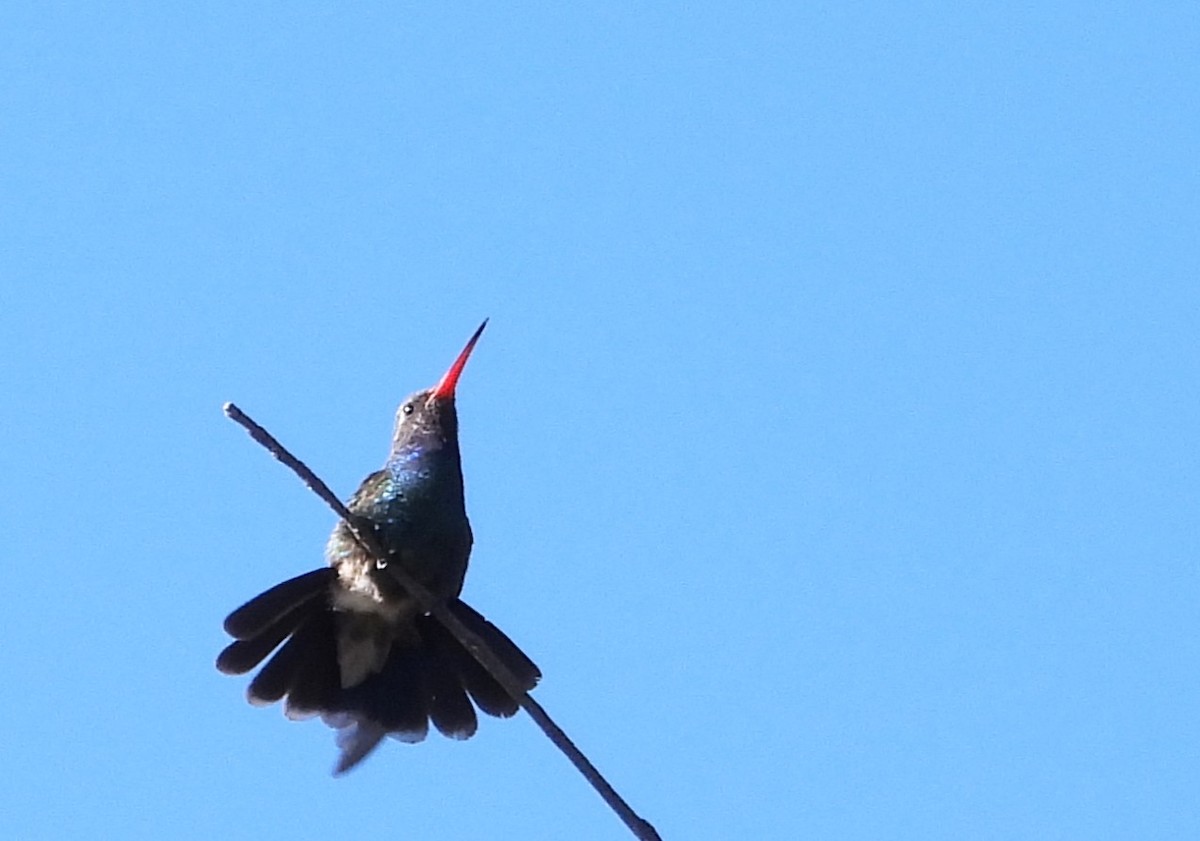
[217,320,540,773]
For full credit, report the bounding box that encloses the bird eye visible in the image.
[402,403,414,416]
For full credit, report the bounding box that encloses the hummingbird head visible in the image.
[389,320,488,457]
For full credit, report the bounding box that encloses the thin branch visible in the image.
[223,402,662,841]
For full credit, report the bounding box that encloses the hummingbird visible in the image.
[216,320,540,774]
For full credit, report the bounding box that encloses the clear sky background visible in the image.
[2,4,1197,840]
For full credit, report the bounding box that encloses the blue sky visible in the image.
[2,3,1198,839]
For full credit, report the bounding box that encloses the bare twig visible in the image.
[223,402,662,841]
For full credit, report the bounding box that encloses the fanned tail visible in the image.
[218,581,540,775]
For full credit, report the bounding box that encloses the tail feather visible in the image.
[224,568,334,640]
[421,599,542,718]
[448,599,542,691]
[344,644,429,740]
[422,646,478,739]
[421,612,517,717]
[282,611,340,719]
[220,580,539,774]
[216,591,326,675]
[330,717,387,775]
[247,619,320,705]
